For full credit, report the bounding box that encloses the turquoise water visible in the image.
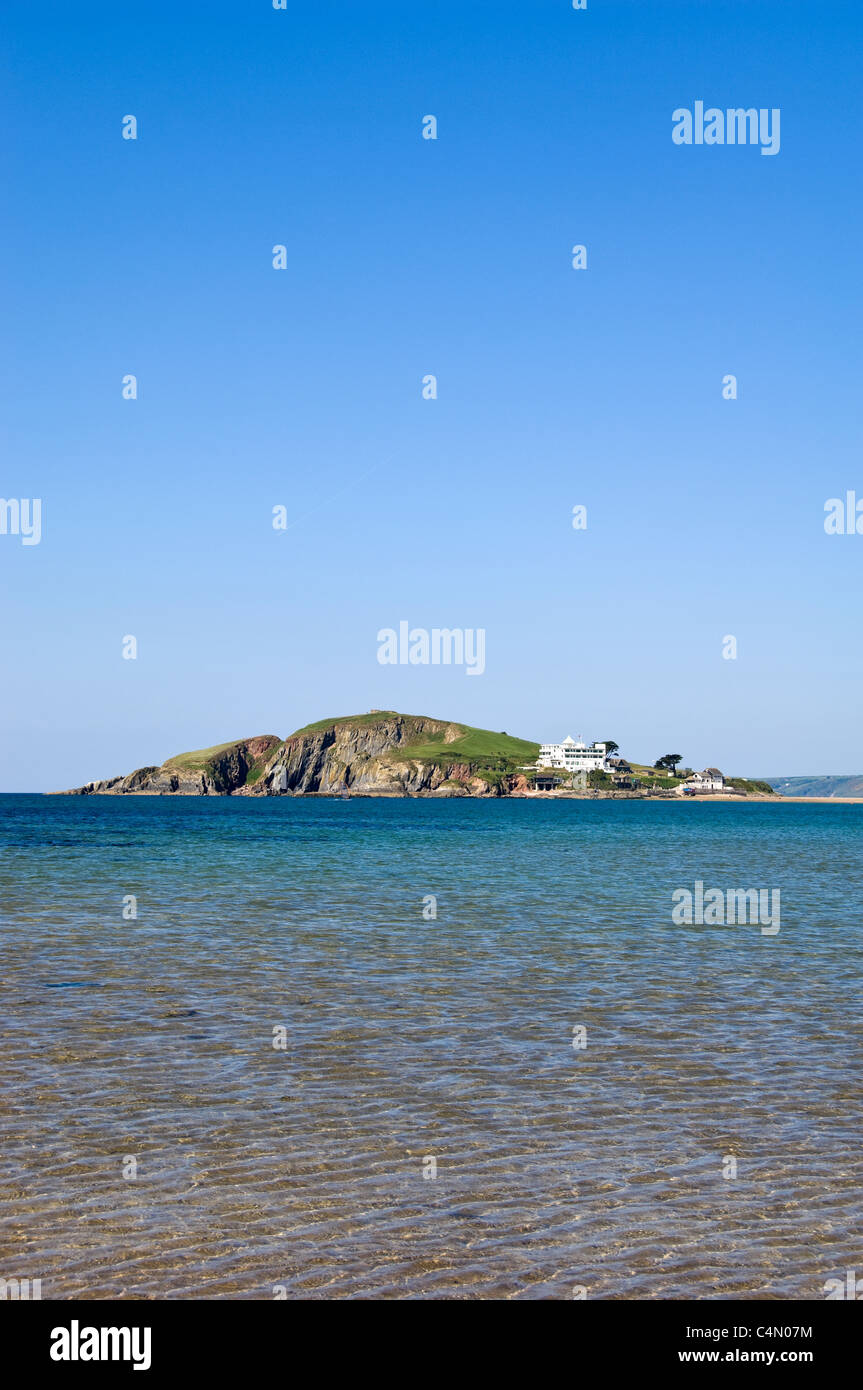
[0,794,860,1299]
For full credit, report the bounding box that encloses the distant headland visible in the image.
[54,712,777,800]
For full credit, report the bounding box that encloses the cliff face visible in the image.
[63,736,282,797]
[247,714,513,797]
[58,717,525,798]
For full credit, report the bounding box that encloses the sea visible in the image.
[0,794,860,1300]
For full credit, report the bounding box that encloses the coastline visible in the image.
[45,788,853,802]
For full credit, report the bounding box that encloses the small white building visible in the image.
[538,736,609,772]
[680,767,726,793]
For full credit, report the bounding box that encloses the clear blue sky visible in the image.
[2,0,861,791]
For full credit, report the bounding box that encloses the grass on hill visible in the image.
[165,736,280,774]
[726,777,775,796]
[629,762,685,787]
[289,711,402,737]
[166,739,252,770]
[287,711,539,770]
[393,723,540,769]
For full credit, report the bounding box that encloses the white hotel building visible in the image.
[537,737,609,773]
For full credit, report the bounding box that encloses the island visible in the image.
[55,711,777,799]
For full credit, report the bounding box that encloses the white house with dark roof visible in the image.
[680,767,726,793]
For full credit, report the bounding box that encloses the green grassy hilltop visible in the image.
[288,712,540,774]
[393,723,539,765]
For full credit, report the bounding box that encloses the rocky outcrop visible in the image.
[247,715,514,797]
[57,717,524,798]
[59,736,282,797]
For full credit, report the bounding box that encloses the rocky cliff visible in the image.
[62,735,283,796]
[57,715,538,798]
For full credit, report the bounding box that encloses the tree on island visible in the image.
[654,753,683,775]
[602,740,620,757]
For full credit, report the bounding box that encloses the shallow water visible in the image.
[0,794,860,1299]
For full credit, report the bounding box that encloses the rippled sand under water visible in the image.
[0,795,861,1298]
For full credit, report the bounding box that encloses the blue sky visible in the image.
[2,0,861,790]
